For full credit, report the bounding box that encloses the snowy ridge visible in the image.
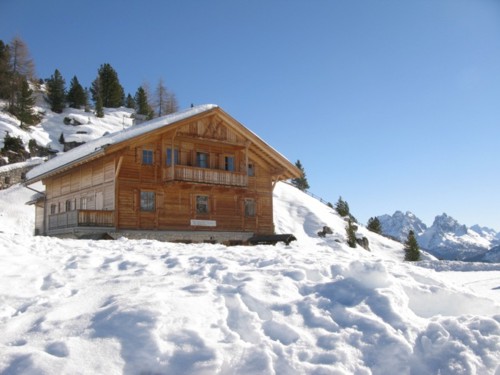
[0,182,499,374]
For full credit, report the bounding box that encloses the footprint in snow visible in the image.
[41,274,64,291]
[45,341,69,357]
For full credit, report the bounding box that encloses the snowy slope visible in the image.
[0,182,499,375]
[1,90,134,158]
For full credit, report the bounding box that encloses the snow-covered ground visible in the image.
[0,182,499,374]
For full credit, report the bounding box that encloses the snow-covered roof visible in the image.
[0,158,44,174]
[25,104,218,183]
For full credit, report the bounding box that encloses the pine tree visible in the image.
[335,196,350,217]
[90,63,124,108]
[14,78,37,128]
[58,132,65,144]
[404,230,421,261]
[291,159,310,191]
[84,88,91,112]
[134,86,154,120]
[367,217,382,234]
[95,94,104,118]
[346,219,357,248]
[66,76,87,109]
[47,69,66,113]
[0,40,11,100]
[125,93,135,109]
[154,78,178,117]
[1,132,24,154]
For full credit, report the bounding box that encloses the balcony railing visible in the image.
[48,210,114,230]
[164,165,248,187]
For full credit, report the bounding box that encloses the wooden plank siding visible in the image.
[43,156,116,234]
[112,117,277,234]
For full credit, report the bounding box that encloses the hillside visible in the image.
[1,89,134,161]
[0,182,499,374]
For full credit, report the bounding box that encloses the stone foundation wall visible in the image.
[0,165,30,189]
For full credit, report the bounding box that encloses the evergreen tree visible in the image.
[134,86,154,120]
[154,78,178,117]
[1,132,24,154]
[346,219,357,248]
[367,217,382,234]
[95,94,104,118]
[125,93,135,109]
[404,230,421,261]
[58,132,65,144]
[84,88,91,112]
[66,75,87,109]
[46,69,66,113]
[335,196,350,217]
[0,40,11,100]
[291,160,310,191]
[14,78,38,128]
[90,63,124,108]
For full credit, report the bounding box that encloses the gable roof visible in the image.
[25,104,300,184]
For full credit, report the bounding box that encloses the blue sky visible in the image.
[1,0,500,230]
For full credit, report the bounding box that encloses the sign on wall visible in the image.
[190,219,217,227]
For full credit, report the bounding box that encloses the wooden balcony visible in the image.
[48,210,115,230]
[163,165,248,187]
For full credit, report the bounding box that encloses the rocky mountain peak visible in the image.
[430,213,467,236]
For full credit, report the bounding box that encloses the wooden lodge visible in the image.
[25,105,301,243]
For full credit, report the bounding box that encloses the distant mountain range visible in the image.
[377,211,500,262]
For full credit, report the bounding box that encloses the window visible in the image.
[224,156,235,171]
[247,163,255,177]
[166,148,179,166]
[65,199,72,212]
[245,199,256,217]
[50,204,57,214]
[140,191,156,211]
[197,152,208,168]
[142,149,154,165]
[196,195,209,214]
[4,176,10,184]
[80,197,88,210]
